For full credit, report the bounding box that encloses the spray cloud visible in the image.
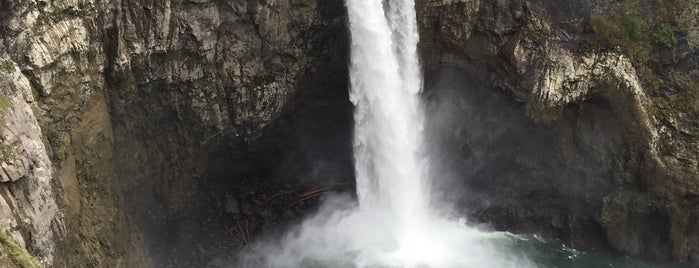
[240,1,533,267]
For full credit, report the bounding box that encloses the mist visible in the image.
[233,0,536,267]
[422,62,626,244]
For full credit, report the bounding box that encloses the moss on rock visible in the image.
[0,93,11,112]
[0,231,42,268]
[0,60,12,74]
[0,92,12,128]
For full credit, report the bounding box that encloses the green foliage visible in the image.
[0,60,13,73]
[623,2,648,41]
[585,0,685,59]
[0,93,11,129]
[0,93,11,112]
[654,23,677,49]
[583,0,688,96]
[0,231,43,268]
[585,1,657,62]
[0,143,13,159]
[587,13,653,62]
[588,14,628,47]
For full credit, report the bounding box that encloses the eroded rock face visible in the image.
[0,60,61,266]
[103,0,347,265]
[1,1,153,266]
[0,0,697,266]
[1,0,347,266]
[419,0,699,263]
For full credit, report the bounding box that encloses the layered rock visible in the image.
[419,0,699,263]
[2,0,347,266]
[0,0,697,266]
[103,0,347,265]
[0,59,61,266]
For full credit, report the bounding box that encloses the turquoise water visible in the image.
[508,235,692,268]
[284,234,693,268]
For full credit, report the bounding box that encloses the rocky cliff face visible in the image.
[1,0,346,266]
[419,0,699,263]
[0,59,61,266]
[0,0,697,266]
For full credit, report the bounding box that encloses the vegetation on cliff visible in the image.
[585,0,698,135]
[0,60,12,73]
[0,231,42,268]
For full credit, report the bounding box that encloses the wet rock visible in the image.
[0,0,696,266]
[419,0,699,263]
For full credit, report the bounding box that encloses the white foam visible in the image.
[241,1,535,267]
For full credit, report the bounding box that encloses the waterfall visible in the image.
[348,0,428,231]
[243,1,533,267]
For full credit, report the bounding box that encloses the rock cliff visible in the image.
[419,0,699,263]
[1,0,346,266]
[0,0,697,266]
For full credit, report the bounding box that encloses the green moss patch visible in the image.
[655,23,678,48]
[0,231,42,268]
[0,93,11,112]
[0,143,14,159]
[585,3,653,62]
[583,0,694,98]
[0,60,12,73]
[0,92,12,128]
[584,0,689,55]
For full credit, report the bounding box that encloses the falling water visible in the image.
[349,0,428,237]
[241,0,534,267]
[340,0,530,266]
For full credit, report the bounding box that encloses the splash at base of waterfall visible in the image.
[236,192,692,267]
[239,194,533,268]
[238,0,533,265]
[232,0,698,265]
[237,0,536,266]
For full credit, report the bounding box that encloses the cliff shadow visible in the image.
[423,63,627,251]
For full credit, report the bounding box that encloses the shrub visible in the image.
[623,2,648,40]
[588,14,629,48]
[654,23,677,49]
